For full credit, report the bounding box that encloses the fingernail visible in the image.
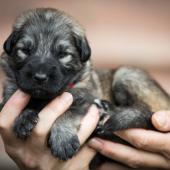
[89,105,97,112]
[154,111,166,128]
[16,90,28,98]
[60,92,73,103]
[88,105,99,117]
[88,138,103,149]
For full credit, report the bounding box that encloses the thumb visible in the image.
[152,111,170,132]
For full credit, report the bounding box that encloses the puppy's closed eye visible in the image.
[17,49,27,60]
[59,54,72,67]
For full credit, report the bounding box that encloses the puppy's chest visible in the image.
[74,70,113,101]
[95,70,113,101]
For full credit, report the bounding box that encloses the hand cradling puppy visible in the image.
[1,8,170,169]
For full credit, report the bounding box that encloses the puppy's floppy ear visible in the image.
[74,34,91,62]
[3,31,19,55]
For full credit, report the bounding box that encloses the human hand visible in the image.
[89,111,170,169]
[0,90,99,170]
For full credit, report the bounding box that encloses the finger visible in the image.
[78,105,99,145]
[33,92,73,136]
[114,129,170,156]
[89,138,170,169]
[65,145,96,170]
[0,90,30,132]
[152,111,170,132]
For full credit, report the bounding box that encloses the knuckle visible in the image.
[101,144,115,158]
[0,120,8,132]
[0,113,11,133]
[127,157,142,168]
[133,135,148,149]
[103,149,113,157]
[22,154,37,169]
[33,128,45,138]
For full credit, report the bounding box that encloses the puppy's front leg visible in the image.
[48,88,95,160]
[0,84,38,139]
[13,109,39,139]
[48,110,81,160]
[13,99,47,139]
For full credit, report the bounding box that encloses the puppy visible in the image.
[1,8,170,169]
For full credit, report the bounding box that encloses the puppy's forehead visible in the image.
[14,8,84,37]
[53,36,78,63]
[55,39,75,51]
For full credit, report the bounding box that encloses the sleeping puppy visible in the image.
[1,8,170,169]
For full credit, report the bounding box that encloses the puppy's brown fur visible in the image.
[1,8,170,169]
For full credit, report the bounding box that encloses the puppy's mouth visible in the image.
[32,89,51,99]
[21,84,72,99]
[22,87,58,99]
[17,77,75,99]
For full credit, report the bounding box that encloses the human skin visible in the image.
[1,90,170,170]
[0,90,99,170]
[89,111,170,169]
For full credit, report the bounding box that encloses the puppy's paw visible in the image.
[13,109,38,139]
[48,127,80,161]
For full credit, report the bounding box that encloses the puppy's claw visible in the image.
[13,110,38,139]
[48,132,80,160]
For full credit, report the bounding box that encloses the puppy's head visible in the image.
[3,8,91,99]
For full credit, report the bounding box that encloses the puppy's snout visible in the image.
[24,58,58,87]
[33,73,48,83]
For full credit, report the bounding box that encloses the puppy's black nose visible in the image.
[33,73,48,83]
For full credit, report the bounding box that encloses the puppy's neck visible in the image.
[73,61,103,98]
[74,73,91,89]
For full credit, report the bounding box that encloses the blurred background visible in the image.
[0,0,170,169]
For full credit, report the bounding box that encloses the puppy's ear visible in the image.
[3,31,19,55]
[74,34,91,62]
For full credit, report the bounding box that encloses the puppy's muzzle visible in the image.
[25,59,57,85]
[33,73,48,84]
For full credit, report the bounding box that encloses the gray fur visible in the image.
[1,8,170,170]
